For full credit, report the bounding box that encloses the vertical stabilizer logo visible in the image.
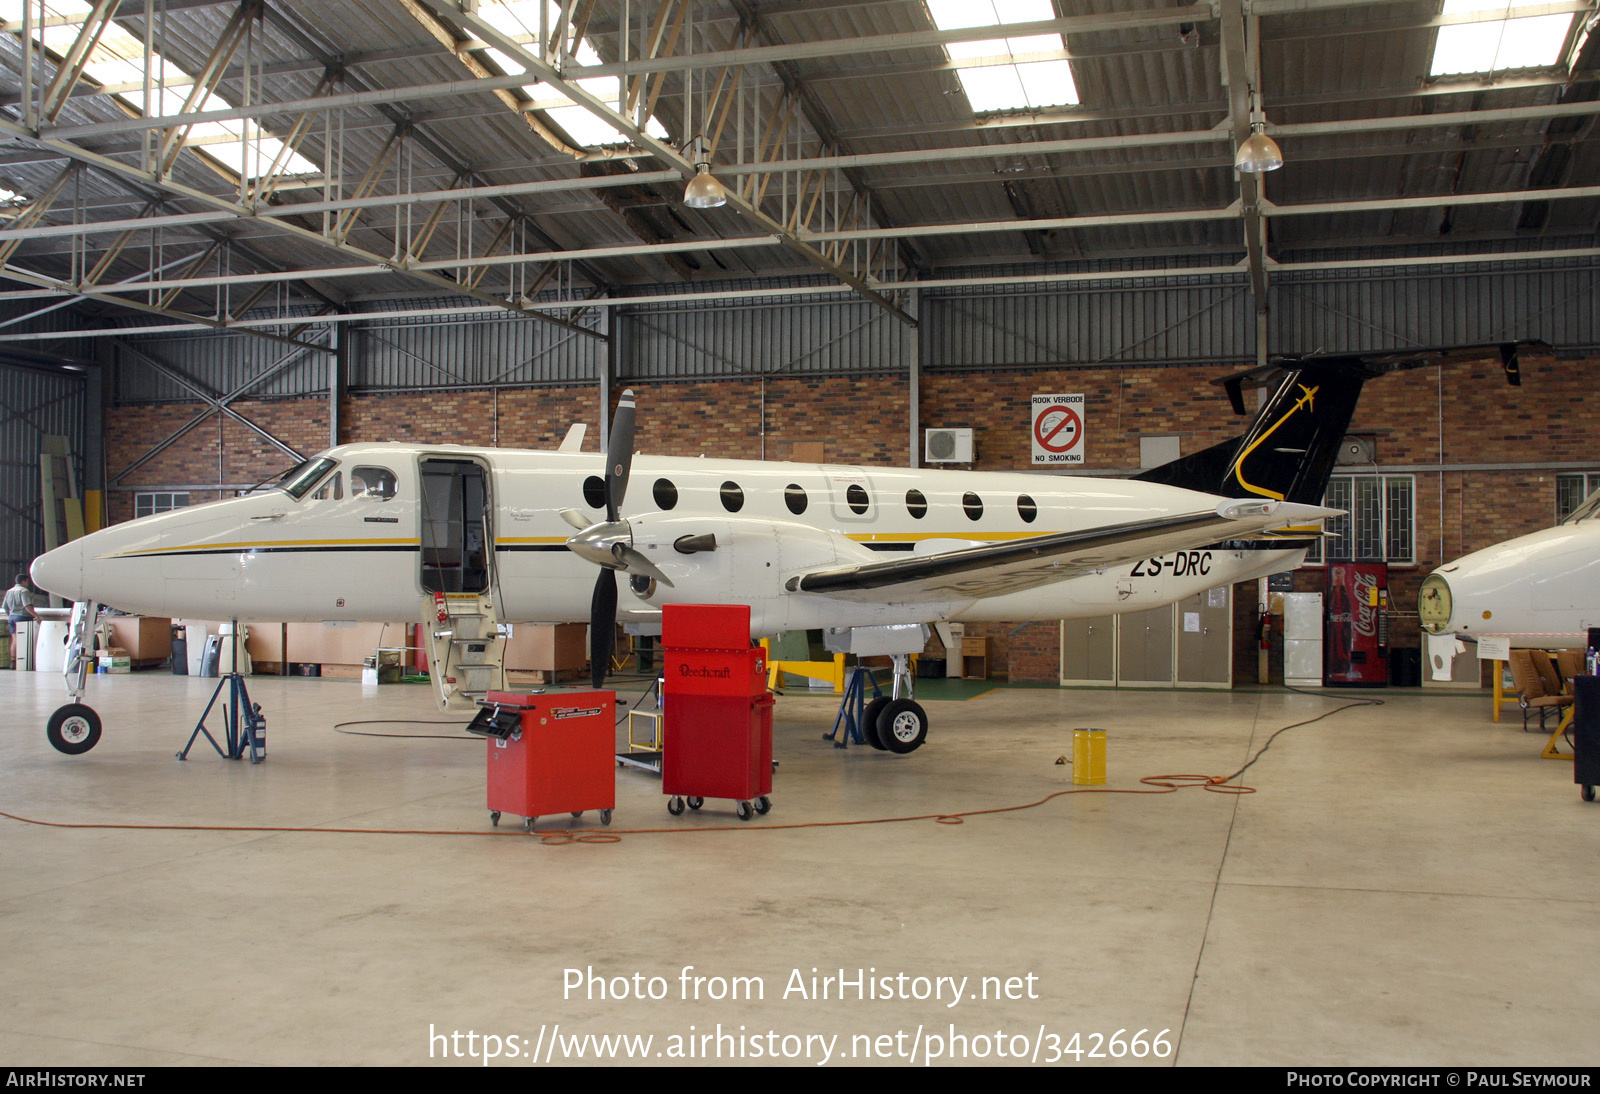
[1229,383,1319,500]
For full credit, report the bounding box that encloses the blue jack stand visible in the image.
[825,666,885,748]
[178,675,266,764]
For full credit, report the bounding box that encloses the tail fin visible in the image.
[1134,341,1541,505]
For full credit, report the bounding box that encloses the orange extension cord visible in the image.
[0,691,1380,847]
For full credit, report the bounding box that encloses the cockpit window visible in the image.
[312,472,343,501]
[277,457,338,500]
[352,466,398,500]
[1564,488,1600,524]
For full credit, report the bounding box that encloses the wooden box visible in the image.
[105,616,172,665]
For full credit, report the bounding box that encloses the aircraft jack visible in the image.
[177,621,266,763]
[826,654,927,753]
[827,666,885,748]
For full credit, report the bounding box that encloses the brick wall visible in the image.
[103,350,1600,684]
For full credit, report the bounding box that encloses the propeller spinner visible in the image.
[566,389,673,689]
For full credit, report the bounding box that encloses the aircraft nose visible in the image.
[31,538,86,602]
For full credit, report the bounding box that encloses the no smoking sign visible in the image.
[1031,393,1085,465]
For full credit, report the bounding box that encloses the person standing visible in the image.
[4,573,41,668]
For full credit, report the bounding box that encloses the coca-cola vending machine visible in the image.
[1325,563,1388,686]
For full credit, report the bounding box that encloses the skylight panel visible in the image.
[926,0,1078,113]
[2,0,318,179]
[1430,0,1576,76]
[477,0,670,148]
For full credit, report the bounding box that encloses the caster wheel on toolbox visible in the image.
[490,811,501,827]
[736,800,754,821]
[601,809,613,825]
[687,796,704,811]
[667,796,685,816]
[524,817,537,832]
[754,796,771,815]
[1584,785,1596,803]
[571,811,582,819]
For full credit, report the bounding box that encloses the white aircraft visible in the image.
[1419,486,1600,649]
[31,342,1537,756]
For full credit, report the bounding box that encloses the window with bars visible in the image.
[1305,475,1414,565]
[1556,473,1600,524]
[133,492,189,519]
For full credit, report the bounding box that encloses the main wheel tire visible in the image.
[47,704,101,755]
[861,697,890,750]
[877,698,928,754]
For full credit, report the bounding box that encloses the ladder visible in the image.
[422,592,506,711]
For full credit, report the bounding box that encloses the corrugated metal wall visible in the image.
[924,280,1253,369]
[106,259,1599,405]
[624,297,904,379]
[1272,263,1600,354]
[114,331,330,403]
[351,308,603,389]
[0,363,85,581]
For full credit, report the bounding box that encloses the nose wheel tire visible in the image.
[878,699,928,754]
[47,704,102,755]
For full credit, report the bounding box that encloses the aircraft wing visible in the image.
[786,500,1337,604]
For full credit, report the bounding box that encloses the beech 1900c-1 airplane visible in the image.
[30,342,1537,756]
[1418,485,1600,649]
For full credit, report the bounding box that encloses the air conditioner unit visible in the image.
[1335,435,1377,465]
[925,428,973,463]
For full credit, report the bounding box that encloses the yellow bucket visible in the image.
[1072,728,1106,786]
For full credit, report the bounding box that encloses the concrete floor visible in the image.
[1,668,1595,1067]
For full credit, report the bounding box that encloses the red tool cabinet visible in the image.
[475,690,615,831]
[660,604,773,820]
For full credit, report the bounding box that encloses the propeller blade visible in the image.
[557,507,591,530]
[613,545,675,588]
[605,389,635,523]
[590,568,618,690]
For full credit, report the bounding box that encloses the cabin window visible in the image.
[1306,474,1414,565]
[963,491,984,521]
[1018,495,1038,523]
[351,467,397,500]
[846,484,870,515]
[653,478,678,510]
[721,481,745,513]
[906,489,928,519]
[583,475,606,509]
[785,484,808,515]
